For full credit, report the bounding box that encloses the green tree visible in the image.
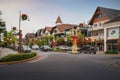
[29,40,34,48]
[66,35,72,46]
[56,37,64,45]
[3,30,17,46]
[78,34,85,46]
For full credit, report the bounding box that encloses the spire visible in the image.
[55,16,62,25]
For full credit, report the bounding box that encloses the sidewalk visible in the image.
[96,51,104,54]
[0,48,18,58]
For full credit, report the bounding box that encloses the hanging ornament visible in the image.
[21,14,28,20]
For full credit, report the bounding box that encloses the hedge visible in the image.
[105,50,118,54]
[0,52,37,62]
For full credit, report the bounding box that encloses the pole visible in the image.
[19,11,22,54]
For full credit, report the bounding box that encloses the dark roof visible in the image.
[89,6,120,25]
[99,7,120,19]
[105,16,120,24]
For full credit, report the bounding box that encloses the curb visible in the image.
[0,54,43,65]
[101,54,120,56]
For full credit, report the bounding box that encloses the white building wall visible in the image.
[92,20,109,30]
[104,27,107,52]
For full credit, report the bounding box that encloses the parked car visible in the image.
[79,45,97,54]
[40,45,52,51]
[58,45,72,51]
[32,45,39,50]
[22,46,31,53]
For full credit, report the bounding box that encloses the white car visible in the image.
[32,45,39,50]
[22,46,31,53]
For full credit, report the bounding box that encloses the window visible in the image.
[99,23,102,26]
[94,24,97,27]
[96,13,104,19]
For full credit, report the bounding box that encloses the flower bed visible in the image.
[0,52,37,62]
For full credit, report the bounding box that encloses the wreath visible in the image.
[21,14,28,20]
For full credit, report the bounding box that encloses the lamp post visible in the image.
[18,11,22,54]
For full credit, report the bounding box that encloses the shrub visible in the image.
[0,52,37,62]
[105,50,118,54]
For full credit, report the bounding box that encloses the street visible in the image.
[0,50,120,80]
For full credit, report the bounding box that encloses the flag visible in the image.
[21,14,29,21]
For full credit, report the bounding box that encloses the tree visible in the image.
[78,34,85,47]
[0,11,6,43]
[66,35,72,46]
[56,37,64,45]
[3,30,17,47]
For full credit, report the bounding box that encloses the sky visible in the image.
[0,0,120,37]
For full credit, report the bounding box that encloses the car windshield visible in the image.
[23,46,30,49]
[44,45,50,48]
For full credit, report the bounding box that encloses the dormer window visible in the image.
[96,13,104,19]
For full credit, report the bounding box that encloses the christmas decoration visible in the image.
[21,14,28,20]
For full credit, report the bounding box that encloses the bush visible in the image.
[105,50,118,54]
[0,52,37,62]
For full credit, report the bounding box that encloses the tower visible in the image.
[55,16,62,25]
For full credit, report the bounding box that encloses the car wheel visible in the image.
[91,50,96,54]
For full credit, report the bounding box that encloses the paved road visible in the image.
[0,51,120,80]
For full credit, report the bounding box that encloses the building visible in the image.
[89,6,120,51]
[51,16,77,37]
[103,16,120,52]
[25,33,34,45]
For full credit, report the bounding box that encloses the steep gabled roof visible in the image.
[89,6,120,25]
[50,24,77,34]
[105,16,120,24]
[57,24,76,32]
[55,16,62,24]
[45,27,52,32]
[99,7,120,19]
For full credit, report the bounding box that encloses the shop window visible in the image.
[111,30,116,35]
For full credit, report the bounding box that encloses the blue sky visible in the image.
[0,0,120,37]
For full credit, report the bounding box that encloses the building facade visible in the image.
[104,16,120,52]
[89,6,120,51]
